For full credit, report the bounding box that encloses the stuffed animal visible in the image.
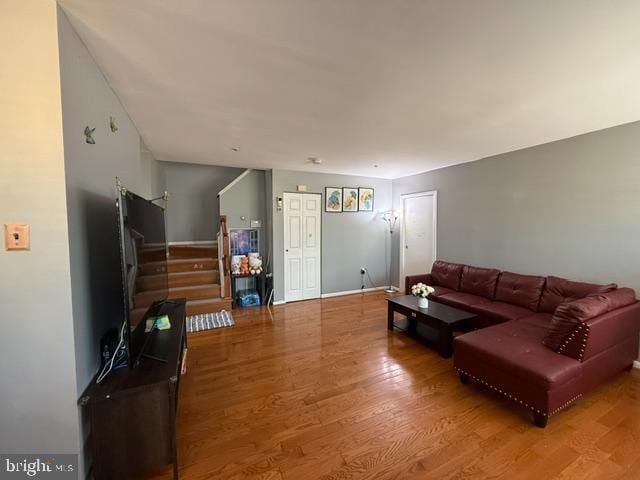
[249,255,263,275]
[240,256,250,275]
[230,255,243,275]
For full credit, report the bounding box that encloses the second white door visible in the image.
[284,193,321,302]
[400,191,437,292]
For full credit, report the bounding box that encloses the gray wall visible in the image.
[264,170,273,270]
[0,0,79,456]
[271,170,392,302]
[58,8,165,475]
[219,169,267,249]
[391,121,640,294]
[158,161,242,242]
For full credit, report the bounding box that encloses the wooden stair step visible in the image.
[139,257,217,275]
[138,246,167,264]
[169,244,217,259]
[169,284,221,302]
[186,297,233,316]
[135,284,221,308]
[137,270,220,291]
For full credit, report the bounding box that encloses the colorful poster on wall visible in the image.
[325,187,342,212]
[358,188,374,211]
[342,188,358,212]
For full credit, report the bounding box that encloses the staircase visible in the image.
[135,243,232,317]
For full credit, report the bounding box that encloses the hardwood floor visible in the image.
[161,292,640,479]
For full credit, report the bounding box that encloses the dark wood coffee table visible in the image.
[387,295,477,358]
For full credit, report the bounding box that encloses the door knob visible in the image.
[286,249,289,252]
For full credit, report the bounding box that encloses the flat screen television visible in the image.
[116,184,169,368]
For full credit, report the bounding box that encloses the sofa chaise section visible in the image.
[405,260,640,427]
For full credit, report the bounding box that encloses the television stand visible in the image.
[141,352,167,363]
[80,298,187,480]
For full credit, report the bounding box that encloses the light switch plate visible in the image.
[4,224,30,251]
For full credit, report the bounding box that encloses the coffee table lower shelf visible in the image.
[387,296,476,358]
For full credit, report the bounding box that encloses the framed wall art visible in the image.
[358,188,374,211]
[342,187,358,212]
[325,187,342,212]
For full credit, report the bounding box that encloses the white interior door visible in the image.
[400,191,437,292]
[284,193,321,301]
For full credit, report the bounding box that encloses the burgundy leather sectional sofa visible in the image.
[405,260,640,427]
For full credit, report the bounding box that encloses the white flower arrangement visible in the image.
[411,283,435,299]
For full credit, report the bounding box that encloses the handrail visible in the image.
[218,169,252,197]
[219,215,232,298]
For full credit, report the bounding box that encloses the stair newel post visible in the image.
[220,215,232,299]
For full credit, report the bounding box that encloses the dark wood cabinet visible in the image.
[80,299,187,480]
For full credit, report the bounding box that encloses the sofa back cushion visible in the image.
[459,265,500,299]
[539,276,617,313]
[590,287,637,311]
[494,271,546,311]
[430,260,464,290]
[542,296,609,351]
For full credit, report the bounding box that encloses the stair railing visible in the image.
[218,215,232,299]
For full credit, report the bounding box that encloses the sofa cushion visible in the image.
[460,265,500,299]
[430,285,455,297]
[542,296,609,351]
[517,312,553,328]
[436,292,491,311]
[539,276,617,313]
[455,320,582,389]
[430,260,464,291]
[591,287,637,311]
[494,271,546,311]
[472,301,533,323]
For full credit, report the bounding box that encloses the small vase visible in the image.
[418,297,429,308]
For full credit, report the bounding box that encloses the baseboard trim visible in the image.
[633,360,640,370]
[321,286,395,298]
[277,287,398,304]
[168,241,217,246]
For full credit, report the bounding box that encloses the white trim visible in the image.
[168,240,217,246]
[321,286,393,298]
[218,169,252,196]
[633,360,640,369]
[275,286,396,303]
[399,190,437,294]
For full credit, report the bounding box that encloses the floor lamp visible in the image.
[383,211,399,293]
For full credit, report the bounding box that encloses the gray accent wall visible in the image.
[219,170,266,230]
[158,161,242,242]
[271,170,392,302]
[219,170,267,251]
[0,0,79,456]
[57,7,164,475]
[391,120,640,294]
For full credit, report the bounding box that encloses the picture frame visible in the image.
[325,187,342,212]
[358,187,374,211]
[342,187,358,212]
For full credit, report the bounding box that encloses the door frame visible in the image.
[283,191,322,303]
[399,190,438,293]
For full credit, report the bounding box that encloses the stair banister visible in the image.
[219,215,231,299]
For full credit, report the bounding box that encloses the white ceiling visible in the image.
[58,0,640,179]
